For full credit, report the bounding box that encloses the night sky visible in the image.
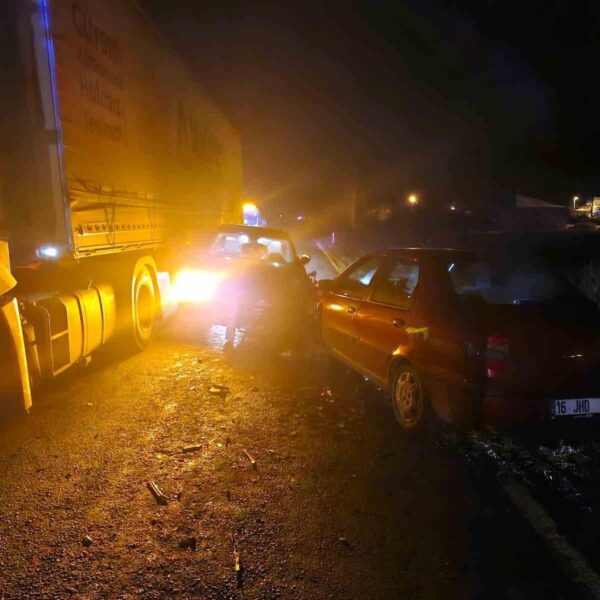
[141,0,600,215]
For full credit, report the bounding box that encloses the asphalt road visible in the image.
[0,315,567,599]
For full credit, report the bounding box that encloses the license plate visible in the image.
[551,398,600,417]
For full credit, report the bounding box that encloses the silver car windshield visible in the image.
[210,232,296,263]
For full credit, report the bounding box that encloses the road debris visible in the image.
[147,480,169,506]
[231,533,243,588]
[82,535,93,547]
[539,443,591,468]
[178,537,197,551]
[320,386,334,402]
[182,444,203,454]
[243,449,257,470]
[154,448,177,456]
[208,384,230,397]
[293,387,318,400]
[338,536,353,549]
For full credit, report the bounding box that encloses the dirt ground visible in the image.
[0,315,567,599]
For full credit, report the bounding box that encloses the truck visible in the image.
[0,0,242,414]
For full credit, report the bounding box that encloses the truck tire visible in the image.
[118,257,158,351]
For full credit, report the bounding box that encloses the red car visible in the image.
[318,248,600,431]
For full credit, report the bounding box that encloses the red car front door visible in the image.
[320,255,383,365]
[353,257,423,384]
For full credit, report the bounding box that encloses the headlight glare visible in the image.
[171,269,223,303]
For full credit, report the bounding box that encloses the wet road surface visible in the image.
[0,316,568,599]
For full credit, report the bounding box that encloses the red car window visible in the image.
[336,256,382,298]
[371,261,420,309]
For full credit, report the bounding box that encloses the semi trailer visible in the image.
[0,0,242,413]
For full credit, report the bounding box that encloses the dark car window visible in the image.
[448,259,584,306]
[371,260,420,309]
[336,256,381,298]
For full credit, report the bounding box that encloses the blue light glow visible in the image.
[37,245,60,259]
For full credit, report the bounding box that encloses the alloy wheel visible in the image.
[393,369,424,429]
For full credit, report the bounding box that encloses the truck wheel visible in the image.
[119,258,158,351]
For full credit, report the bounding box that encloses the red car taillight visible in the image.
[485,335,510,379]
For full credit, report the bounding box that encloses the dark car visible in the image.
[317,248,600,431]
[175,224,315,351]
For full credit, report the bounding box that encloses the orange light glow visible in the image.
[329,303,344,312]
[243,202,258,214]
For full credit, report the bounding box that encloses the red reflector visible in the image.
[485,335,510,379]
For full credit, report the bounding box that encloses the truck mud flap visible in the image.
[0,298,32,412]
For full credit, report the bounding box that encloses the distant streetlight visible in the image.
[408,194,418,206]
[573,195,579,209]
[450,205,456,211]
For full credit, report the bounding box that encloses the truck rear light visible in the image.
[486,335,510,379]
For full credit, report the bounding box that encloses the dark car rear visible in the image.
[449,256,600,425]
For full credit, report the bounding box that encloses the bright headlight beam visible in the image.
[171,269,223,303]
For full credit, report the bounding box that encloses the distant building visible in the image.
[494,195,571,232]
